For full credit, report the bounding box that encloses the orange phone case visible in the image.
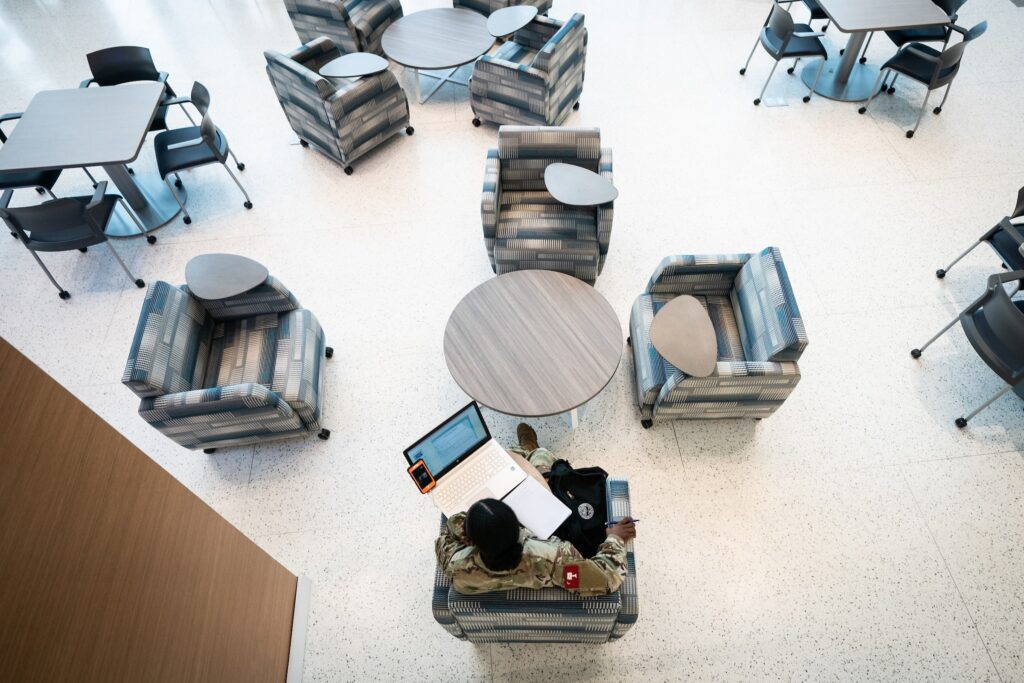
[408,460,436,493]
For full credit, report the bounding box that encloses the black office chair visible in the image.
[162,81,245,172]
[858,21,987,138]
[912,270,1024,428]
[154,104,252,225]
[80,46,194,133]
[739,1,827,106]
[881,0,969,93]
[937,186,1024,280]
[0,182,149,300]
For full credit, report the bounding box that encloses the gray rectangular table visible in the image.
[0,82,186,236]
[801,0,951,102]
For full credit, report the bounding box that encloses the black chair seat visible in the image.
[762,23,828,59]
[23,195,119,252]
[801,0,829,20]
[882,42,952,84]
[885,26,948,47]
[989,228,1024,272]
[0,169,61,192]
[154,126,223,178]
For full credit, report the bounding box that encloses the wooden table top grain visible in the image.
[0,82,164,174]
[444,270,622,417]
[816,0,951,32]
[382,7,494,70]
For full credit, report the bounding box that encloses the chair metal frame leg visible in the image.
[804,58,826,102]
[27,249,67,296]
[859,69,887,114]
[116,197,155,242]
[937,239,984,278]
[222,163,252,207]
[934,83,953,114]
[82,168,99,187]
[163,176,191,223]
[958,384,1015,427]
[859,32,873,63]
[104,240,143,287]
[911,309,962,357]
[179,104,197,126]
[886,73,899,93]
[43,187,58,200]
[227,149,244,170]
[754,61,779,105]
[740,37,760,75]
[908,89,933,138]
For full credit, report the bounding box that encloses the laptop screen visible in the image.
[403,402,491,479]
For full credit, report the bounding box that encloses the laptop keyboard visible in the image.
[434,446,510,511]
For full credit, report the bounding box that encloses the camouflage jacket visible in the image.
[434,448,627,596]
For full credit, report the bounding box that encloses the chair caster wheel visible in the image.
[299,139,309,147]
[910,348,922,359]
[35,186,46,194]
[859,57,867,64]
[147,234,157,244]
[134,279,145,288]
[174,179,183,188]
[406,126,415,135]
[58,290,71,300]
[640,419,653,429]
[79,247,88,253]
[906,130,914,139]
[787,67,795,75]
[318,428,331,440]
[573,102,580,110]
[325,346,334,358]
[935,268,946,279]
[204,448,217,454]
[955,417,967,429]
[626,335,631,347]
[344,166,353,176]
[858,106,866,114]
[183,215,192,224]
[887,87,895,95]
[802,95,810,103]
[753,98,761,106]
[839,48,845,55]
[127,167,135,175]
[244,201,253,209]
[739,68,746,75]
[933,107,942,115]
[472,118,481,127]
[237,163,245,170]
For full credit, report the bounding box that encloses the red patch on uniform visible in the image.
[563,564,580,589]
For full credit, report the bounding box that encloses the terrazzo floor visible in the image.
[2,0,1023,680]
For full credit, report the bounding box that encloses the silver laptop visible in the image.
[404,402,526,517]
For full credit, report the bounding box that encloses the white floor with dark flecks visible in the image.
[2,0,1024,680]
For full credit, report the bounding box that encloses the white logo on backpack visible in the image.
[577,502,595,520]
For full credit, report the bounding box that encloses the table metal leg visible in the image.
[564,406,581,430]
[412,66,471,104]
[800,30,881,102]
[101,163,186,237]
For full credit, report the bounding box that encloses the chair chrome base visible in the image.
[801,61,880,102]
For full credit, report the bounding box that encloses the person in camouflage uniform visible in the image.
[435,423,637,596]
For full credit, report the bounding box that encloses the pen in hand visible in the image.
[606,518,638,527]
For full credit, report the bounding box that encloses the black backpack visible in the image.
[543,459,609,558]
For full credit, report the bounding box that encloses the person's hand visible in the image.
[606,517,636,543]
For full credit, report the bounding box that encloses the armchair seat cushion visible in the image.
[496,192,597,241]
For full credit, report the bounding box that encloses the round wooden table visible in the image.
[381,8,493,104]
[443,270,622,426]
[185,253,268,300]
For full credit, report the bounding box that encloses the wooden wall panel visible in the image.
[0,337,297,683]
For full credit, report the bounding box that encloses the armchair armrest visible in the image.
[948,23,969,37]
[596,147,614,274]
[606,478,637,637]
[0,111,23,144]
[138,383,303,450]
[481,148,501,270]
[86,181,108,210]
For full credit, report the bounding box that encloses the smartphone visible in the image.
[407,459,436,494]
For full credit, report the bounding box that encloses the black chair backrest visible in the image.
[199,113,227,162]
[975,279,1024,376]
[191,81,212,116]
[934,0,968,17]
[87,46,160,86]
[0,196,98,245]
[766,2,796,52]
[1012,186,1024,221]
[934,21,986,85]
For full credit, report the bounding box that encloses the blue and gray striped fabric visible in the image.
[482,126,613,284]
[454,0,551,17]
[264,38,410,168]
[123,280,328,450]
[284,0,403,55]
[630,249,806,421]
[470,13,588,127]
[433,478,638,643]
[184,275,299,321]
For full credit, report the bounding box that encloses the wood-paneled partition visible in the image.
[0,337,301,682]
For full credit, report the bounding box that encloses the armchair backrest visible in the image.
[122,281,213,398]
[732,247,807,363]
[284,0,359,53]
[645,253,753,298]
[497,125,600,190]
[265,39,346,158]
[530,13,586,76]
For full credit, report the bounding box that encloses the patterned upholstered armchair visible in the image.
[470,13,587,127]
[284,0,403,56]
[454,0,551,17]
[264,38,411,175]
[482,125,613,285]
[629,248,807,426]
[122,279,331,452]
[433,479,638,643]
